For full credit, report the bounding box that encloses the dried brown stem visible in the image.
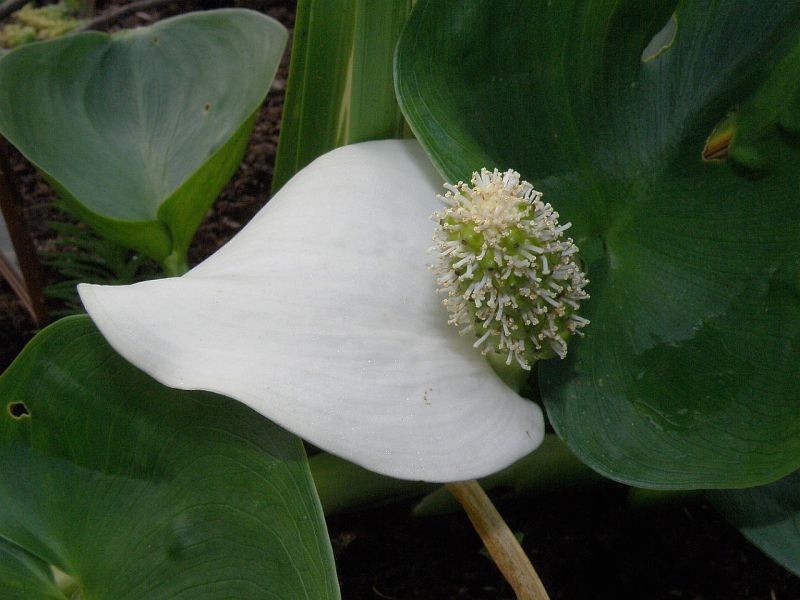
[447,479,550,600]
[0,138,47,326]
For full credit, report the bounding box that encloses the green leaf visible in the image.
[396,1,800,488]
[0,538,64,600]
[709,470,800,577]
[0,316,340,599]
[0,10,287,272]
[272,0,411,192]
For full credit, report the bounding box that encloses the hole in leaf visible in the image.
[203,103,211,112]
[703,109,737,161]
[8,402,30,419]
[641,13,677,62]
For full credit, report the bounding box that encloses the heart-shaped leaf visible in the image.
[0,10,287,273]
[0,316,339,599]
[396,0,800,488]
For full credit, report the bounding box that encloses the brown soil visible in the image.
[0,2,798,599]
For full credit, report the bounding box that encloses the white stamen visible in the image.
[473,329,493,348]
[431,167,590,364]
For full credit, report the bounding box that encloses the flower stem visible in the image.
[161,250,188,277]
[447,479,550,600]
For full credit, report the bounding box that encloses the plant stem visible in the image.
[0,137,48,326]
[447,480,550,600]
[161,250,188,277]
[415,434,604,517]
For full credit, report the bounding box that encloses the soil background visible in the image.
[0,1,798,599]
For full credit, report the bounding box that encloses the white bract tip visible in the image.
[431,168,590,370]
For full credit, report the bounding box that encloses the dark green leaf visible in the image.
[0,538,63,600]
[709,470,800,577]
[396,0,800,488]
[0,316,339,599]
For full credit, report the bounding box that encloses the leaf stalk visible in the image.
[161,250,188,277]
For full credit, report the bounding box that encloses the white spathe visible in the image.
[79,140,544,482]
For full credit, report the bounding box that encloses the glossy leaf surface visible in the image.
[0,10,287,269]
[396,0,800,488]
[0,316,339,599]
